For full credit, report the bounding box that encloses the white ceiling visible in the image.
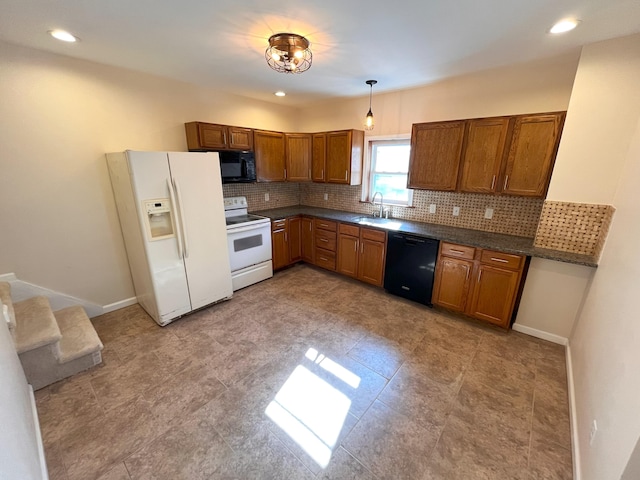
[1,0,640,106]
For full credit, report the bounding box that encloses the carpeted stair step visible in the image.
[55,306,103,363]
[13,296,61,354]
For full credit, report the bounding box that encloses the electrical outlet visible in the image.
[429,204,436,214]
[453,206,460,216]
[264,193,270,202]
[484,208,494,219]
[324,193,328,201]
[590,420,598,446]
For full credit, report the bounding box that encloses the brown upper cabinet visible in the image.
[408,112,566,197]
[313,130,364,185]
[502,113,565,197]
[459,117,510,194]
[254,130,286,182]
[312,133,327,182]
[185,122,253,151]
[407,121,466,191]
[285,134,312,182]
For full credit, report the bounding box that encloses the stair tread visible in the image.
[55,306,103,363]
[14,296,61,354]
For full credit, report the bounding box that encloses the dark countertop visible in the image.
[253,205,599,268]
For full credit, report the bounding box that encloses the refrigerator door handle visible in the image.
[166,178,184,259]
[173,177,190,258]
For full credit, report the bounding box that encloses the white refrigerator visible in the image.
[106,150,233,326]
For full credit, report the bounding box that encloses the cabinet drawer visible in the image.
[480,250,524,270]
[339,223,360,237]
[440,242,475,260]
[315,230,337,251]
[361,228,386,243]
[315,248,336,270]
[272,219,287,231]
[314,219,337,232]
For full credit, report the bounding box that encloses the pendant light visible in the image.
[364,80,377,131]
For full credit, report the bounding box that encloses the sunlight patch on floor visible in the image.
[266,348,360,468]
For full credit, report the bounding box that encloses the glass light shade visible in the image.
[364,110,374,131]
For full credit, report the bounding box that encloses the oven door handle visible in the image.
[173,177,190,258]
[167,178,184,259]
[227,223,269,235]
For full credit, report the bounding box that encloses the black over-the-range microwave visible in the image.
[218,151,256,184]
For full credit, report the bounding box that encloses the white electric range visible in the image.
[223,196,273,291]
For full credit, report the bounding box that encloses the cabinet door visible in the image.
[467,264,520,328]
[432,257,474,312]
[254,130,286,182]
[288,217,302,263]
[228,127,253,151]
[198,123,228,150]
[501,113,564,197]
[326,131,352,184]
[271,227,289,271]
[312,133,327,182]
[285,134,312,182]
[459,118,510,193]
[358,238,386,287]
[301,217,314,263]
[408,121,465,191]
[337,234,359,278]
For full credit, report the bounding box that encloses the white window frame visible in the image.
[361,134,413,207]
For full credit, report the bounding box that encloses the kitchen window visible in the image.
[363,137,413,206]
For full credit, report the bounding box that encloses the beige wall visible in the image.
[559,34,640,480]
[0,41,298,305]
[547,34,640,204]
[297,53,578,133]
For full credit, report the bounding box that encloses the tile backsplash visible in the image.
[225,182,543,237]
[222,183,300,211]
[534,201,615,257]
[224,182,615,256]
[300,183,544,238]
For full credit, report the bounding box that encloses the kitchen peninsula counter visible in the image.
[253,205,598,268]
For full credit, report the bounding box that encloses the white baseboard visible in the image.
[1,274,138,318]
[512,323,569,345]
[566,344,581,480]
[102,297,138,314]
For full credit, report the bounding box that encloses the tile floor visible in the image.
[36,264,573,480]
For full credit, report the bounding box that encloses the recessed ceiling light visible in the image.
[49,30,78,43]
[274,91,286,97]
[549,19,580,34]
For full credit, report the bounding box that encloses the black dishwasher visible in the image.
[384,233,439,306]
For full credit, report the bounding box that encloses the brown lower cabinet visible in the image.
[301,216,314,263]
[271,217,302,271]
[271,215,387,288]
[432,242,526,328]
[337,224,387,287]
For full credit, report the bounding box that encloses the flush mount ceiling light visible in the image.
[549,19,580,34]
[48,29,78,42]
[364,80,377,131]
[265,33,312,74]
[274,91,286,97]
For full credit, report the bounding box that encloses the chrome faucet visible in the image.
[371,191,384,218]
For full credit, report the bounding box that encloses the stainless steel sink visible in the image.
[350,216,403,230]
